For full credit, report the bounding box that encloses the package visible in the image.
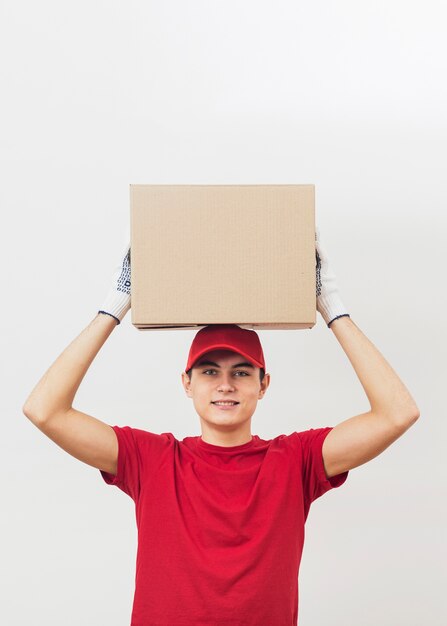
[130,184,316,330]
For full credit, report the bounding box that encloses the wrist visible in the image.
[97,311,121,325]
[317,291,349,327]
[98,288,131,324]
[328,313,351,328]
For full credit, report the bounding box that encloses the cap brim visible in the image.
[188,344,264,371]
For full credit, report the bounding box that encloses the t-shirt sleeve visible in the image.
[294,426,349,514]
[99,425,173,502]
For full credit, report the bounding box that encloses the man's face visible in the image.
[181,349,270,432]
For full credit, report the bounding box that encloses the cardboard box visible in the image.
[130,184,316,330]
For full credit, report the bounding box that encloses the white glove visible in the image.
[98,237,131,324]
[315,227,350,327]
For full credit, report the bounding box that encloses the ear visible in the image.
[258,372,271,399]
[181,371,193,398]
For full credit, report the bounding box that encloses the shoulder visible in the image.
[112,425,177,450]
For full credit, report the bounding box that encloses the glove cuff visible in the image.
[317,292,350,328]
[98,288,131,324]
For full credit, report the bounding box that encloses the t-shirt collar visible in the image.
[198,435,256,452]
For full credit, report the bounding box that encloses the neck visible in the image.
[200,423,253,447]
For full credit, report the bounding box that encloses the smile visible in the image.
[211,402,239,409]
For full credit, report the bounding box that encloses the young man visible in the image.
[23,229,420,626]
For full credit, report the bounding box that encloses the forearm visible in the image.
[23,313,117,421]
[329,316,420,423]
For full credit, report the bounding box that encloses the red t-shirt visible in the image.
[100,426,348,626]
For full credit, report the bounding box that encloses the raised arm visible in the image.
[313,228,420,478]
[22,239,131,476]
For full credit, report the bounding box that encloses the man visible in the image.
[23,228,420,626]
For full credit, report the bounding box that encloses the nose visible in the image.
[216,373,236,392]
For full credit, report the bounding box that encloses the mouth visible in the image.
[211,401,240,410]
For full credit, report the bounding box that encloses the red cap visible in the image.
[185,324,266,372]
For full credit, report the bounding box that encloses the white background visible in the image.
[2,1,446,624]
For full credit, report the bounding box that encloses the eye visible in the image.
[202,369,249,376]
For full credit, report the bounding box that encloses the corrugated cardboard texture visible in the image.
[130,184,316,330]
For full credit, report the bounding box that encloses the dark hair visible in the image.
[186,368,265,382]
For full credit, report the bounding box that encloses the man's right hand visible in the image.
[98,237,131,324]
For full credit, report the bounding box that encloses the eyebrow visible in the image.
[194,360,255,369]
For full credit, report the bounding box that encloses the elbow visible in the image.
[394,407,420,429]
[22,402,46,424]
[23,401,71,424]
[412,406,421,420]
[407,403,421,423]
[411,409,421,423]
[377,404,420,429]
[22,402,38,422]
